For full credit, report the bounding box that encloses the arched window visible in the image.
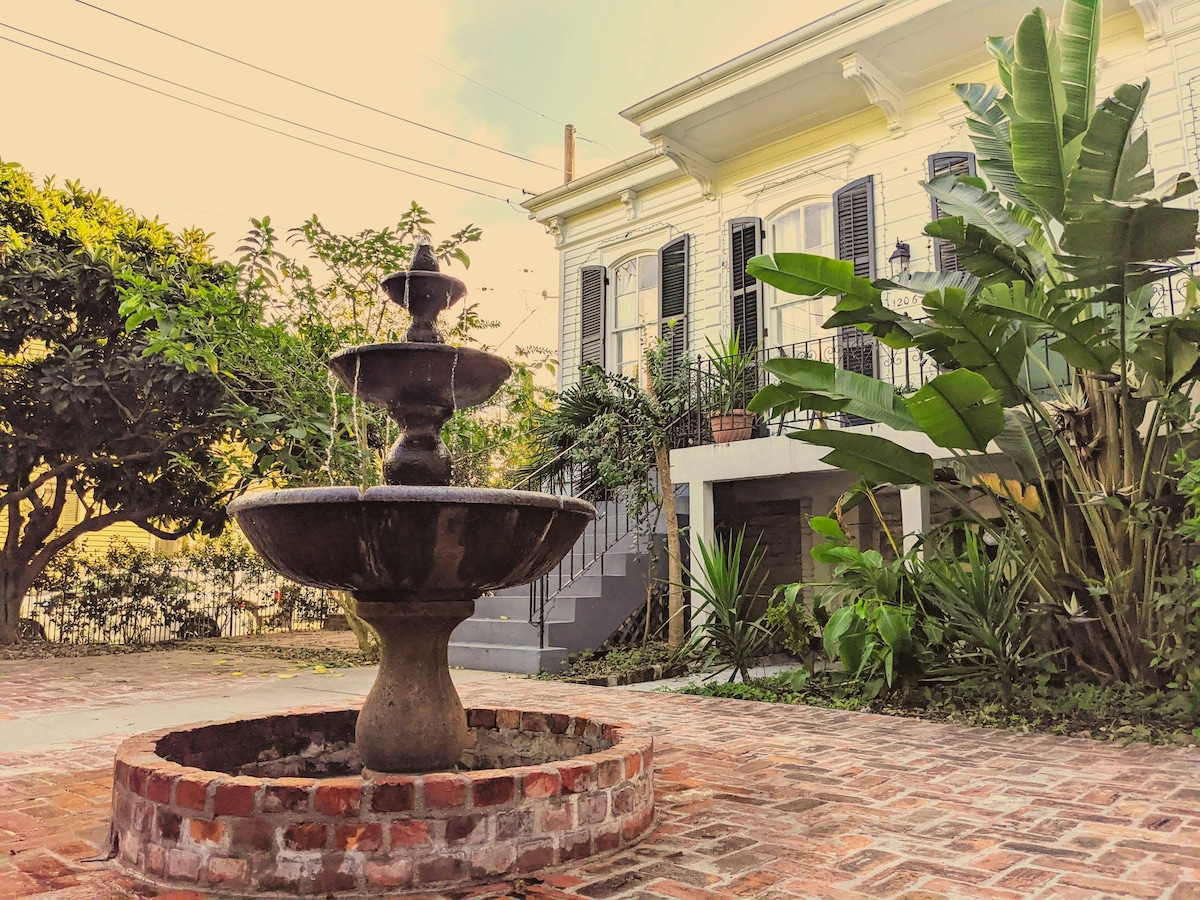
[612,253,659,379]
[768,201,833,347]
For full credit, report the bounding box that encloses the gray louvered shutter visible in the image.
[833,176,876,378]
[579,265,606,373]
[928,152,977,272]
[659,235,690,379]
[729,217,763,353]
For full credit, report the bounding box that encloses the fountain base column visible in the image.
[354,598,474,773]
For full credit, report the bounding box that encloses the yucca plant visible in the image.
[747,0,1200,684]
[679,529,776,683]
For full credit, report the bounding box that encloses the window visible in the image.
[769,202,833,346]
[928,152,977,272]
[833,174,877,416]
[612,254,659,379]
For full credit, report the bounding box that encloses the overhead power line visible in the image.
[406,49,620,156]
[73,0,559,172]
[0,34,514,204]
[0,23,527,193]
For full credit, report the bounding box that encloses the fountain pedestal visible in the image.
[354,599,474,772]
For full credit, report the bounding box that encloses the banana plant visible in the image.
[747,0,1200,685]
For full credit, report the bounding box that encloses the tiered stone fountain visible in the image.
[108,244,655,895]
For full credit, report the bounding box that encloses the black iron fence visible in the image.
[19,566,338,645]
[683,264,1197,447]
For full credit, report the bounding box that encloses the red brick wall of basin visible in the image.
[109,707,654,895]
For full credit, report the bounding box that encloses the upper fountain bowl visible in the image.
[382,270,467,343]
[328,344,511,410]
[227,486,595,597]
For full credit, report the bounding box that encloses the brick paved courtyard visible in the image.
[1,643,1198,899]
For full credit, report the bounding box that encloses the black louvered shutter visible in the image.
[579,265,606,375]
[729,218,763,353]
[833,176,876,378]
[928,152,977,272]
[659,235,690,379]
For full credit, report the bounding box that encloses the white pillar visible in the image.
[688,479,715,627]
[899,485,931,555]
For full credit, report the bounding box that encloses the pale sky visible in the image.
[0,0,848,354]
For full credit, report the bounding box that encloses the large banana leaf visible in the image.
[924,218,1040,285]
[746,253,882,304]
[1060,201,1199,290]
[993,408,1060,482]
[1114,132,1154,202]
[924,175,1032,248]
[1130,317,1200,391]
[987,36,1016,94]
[977,282,1118,372]
[1064,81,1148,218]
[823,304,931,351]
[922,287,1033,402]
[904,369,1004,451]
[874,269,981,298]
[1059,0,1100,143]
[955,83,1032,211]
[1010,9,1069,219]
[761,357,919,431]
[789,430,934,486]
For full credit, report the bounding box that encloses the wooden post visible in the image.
[564,124,576,184]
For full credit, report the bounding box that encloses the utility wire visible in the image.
[0,34,514,204]
[406,48,620,155]
[0,23,527,193]
[73,0,558,172]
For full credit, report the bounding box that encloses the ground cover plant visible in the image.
[680,672,1200,747]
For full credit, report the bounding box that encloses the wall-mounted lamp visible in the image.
[888,239,911,277]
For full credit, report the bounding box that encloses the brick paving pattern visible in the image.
[1,644,1198,898]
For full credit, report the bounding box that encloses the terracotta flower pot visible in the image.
[709,409,755,443]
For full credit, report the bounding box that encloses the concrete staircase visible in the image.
[448,527,661,675]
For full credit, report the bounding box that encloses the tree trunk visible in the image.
[0,562,32,645]
[655,443,684,651]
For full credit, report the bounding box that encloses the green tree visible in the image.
[748,0,1200,684]
[0,161,308,644]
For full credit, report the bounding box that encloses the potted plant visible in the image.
[703,330,757,443]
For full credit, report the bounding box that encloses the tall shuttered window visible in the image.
[769,203,833,346]
[833,175,877,377]
[659,235,690,379]
[729,218,763,353]
[612,254,659,380]
[928,152,977,272]
[579,265,607,373]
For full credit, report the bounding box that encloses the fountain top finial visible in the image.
[410,238,440,273]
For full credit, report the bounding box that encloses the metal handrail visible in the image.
[525,464,651,647]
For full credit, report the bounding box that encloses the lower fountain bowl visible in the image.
[227,486,596,596]
[110,707,654,896]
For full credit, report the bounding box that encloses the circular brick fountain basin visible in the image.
[110,707,654,896]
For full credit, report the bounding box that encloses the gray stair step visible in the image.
[448,642,568,675]
[474,594,578,621]
[451,615,572,645]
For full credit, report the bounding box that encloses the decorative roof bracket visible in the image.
[619,189,640,221]
[1130,0,1166,40]
[654,137,717,200]
[840,52,904,135]
[544,215,566,248]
